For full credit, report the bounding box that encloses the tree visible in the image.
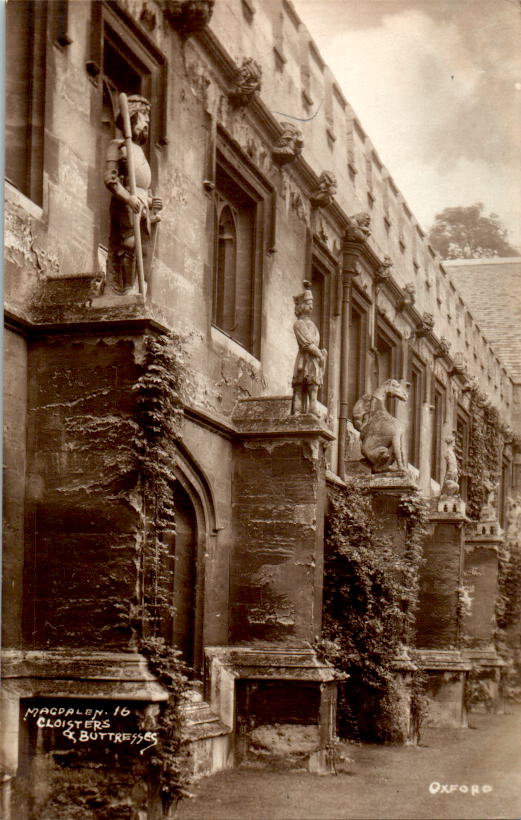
[428,203,519,259]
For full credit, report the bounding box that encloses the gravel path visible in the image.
[176,705,521,820]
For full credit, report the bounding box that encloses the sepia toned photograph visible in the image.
[2,1,521,818]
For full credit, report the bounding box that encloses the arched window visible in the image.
[214,204,238,335]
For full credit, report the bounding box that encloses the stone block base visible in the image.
[204,646,339,774]
[417,650,470,728]
[463,649,505,715]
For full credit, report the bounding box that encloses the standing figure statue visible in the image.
[440,434,460,497]
[480,471,499,521]
[104,94,162,294]
[291,281,327,417]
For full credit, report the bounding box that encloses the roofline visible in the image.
[444,257,521,266]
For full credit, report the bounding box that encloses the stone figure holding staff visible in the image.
[291,281,327,417]
[104,93,162,294]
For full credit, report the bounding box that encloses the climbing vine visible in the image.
[134,333,194,810]
[319,480,428,743]
[141,638,194,812]
[466,390,502,520]
[134,331,186,638]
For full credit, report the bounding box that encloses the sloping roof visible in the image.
[445,258,521,382]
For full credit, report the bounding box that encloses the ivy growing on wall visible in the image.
[466,390,502,520]
[134,332,194,811]
[320,480,428,743]
[134,332,186,638]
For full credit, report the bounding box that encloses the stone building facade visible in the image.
[3,1,521,818]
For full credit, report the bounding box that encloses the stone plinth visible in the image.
[463,521,502,649]
[359,471,418,556]
[416,649,470,728]
[230,397,334,644]
[463,521,504,714]
[205,646,339,774]
[416,509,467,649]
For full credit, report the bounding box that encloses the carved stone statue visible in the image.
[272,122,303,166]
[163,0,214,36]
[438,336,451,357]
[400,282,416,309]
[310,171,337,208]
[505,496,521,543]
[229,57,262,106]
[104,95,162,294]
[376,256,393,284]
[421,312,435,332]
[345,211,371,241]
[480,472,499,521]
[440,434,460,497]
[291,281,327,417]
[352,379,409,473]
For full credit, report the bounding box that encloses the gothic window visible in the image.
[408,356,425,468]
[309,251,334,404]
[348,293,369,417]
[455,410,470,501]
[6,0,47,203]
[375,321,401,413]
[211,135,273,357]
[431,381,446,482]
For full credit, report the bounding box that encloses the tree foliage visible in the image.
[428,203,519,259]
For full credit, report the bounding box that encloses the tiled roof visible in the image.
[445,258,521,381]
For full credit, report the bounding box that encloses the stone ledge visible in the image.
[462,648,505,668]
[416,649,471,672]
[232,396,334,440]
[205,645,340,682]
[358,471,418,493]
[2,650,159,682]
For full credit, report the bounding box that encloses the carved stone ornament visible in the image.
[344,211,371,241]
[480,472,499,521]
[352,378,409,473]
[505,496,521,544]
[272,122,303,166]
[104,94,163,295]
[291,281,327,418]
[376,256,393,285]
[229,57,262,107]
[415,311,435,337]
[162,0,215,36]
[440,434,460,498]
[452,352,467,377]
[310,171,338,208]
[437,336,451,357]
[398,282,416,311]
[462,374,479,394]
[140,2,157,30]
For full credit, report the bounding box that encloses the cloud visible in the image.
[293,0,521,244]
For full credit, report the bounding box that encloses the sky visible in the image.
[292,0,521,249]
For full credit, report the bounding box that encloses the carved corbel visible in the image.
[310,171,337,208]
[450,352,468,379]
[344,211,371,241]
[229,57,262,107]
[461,375,479,394]
[272,122,303,166]
[162,0,215,36]
[375,256,392,290]
[397,282,416,312]
[434,335,451,359]
[414,312,435,338]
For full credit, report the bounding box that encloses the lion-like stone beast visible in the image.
[352,378,409,473]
